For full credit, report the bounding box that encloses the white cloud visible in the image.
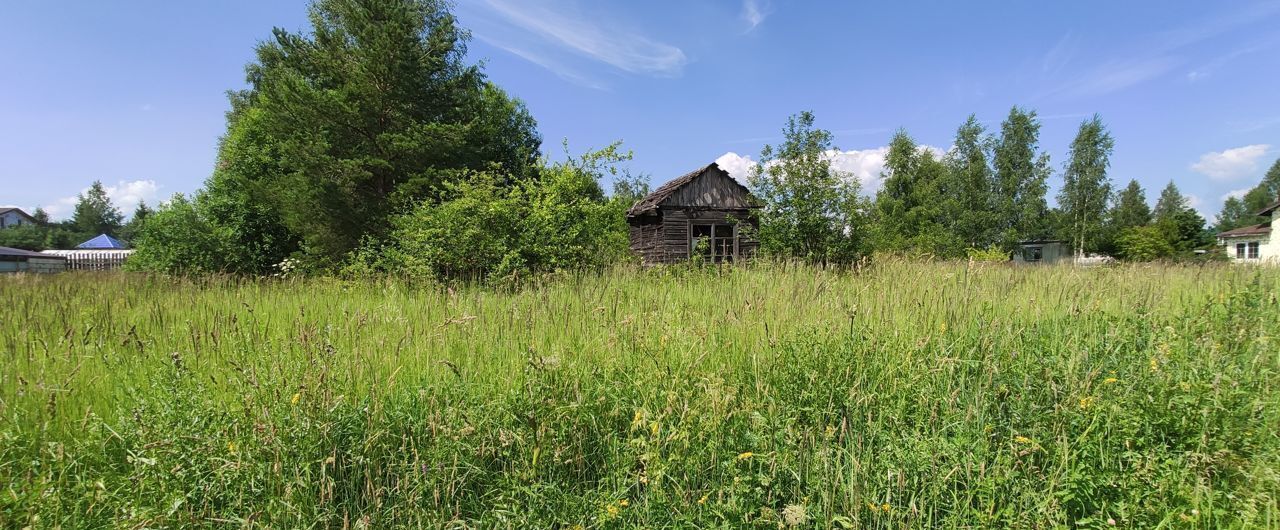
[42,180,162,221]
[1048,56,1180,99]
[474,34,607,90]
[1190,144,1271,181]
[825,147,892,193]
[741,0,770,31]
[716,145,945,196]
[1041,32,1076,74]
[1038,4,1280,100]
[715,152,757,183]
[1221,188,1252,201]
[1186,45,1266,83]
[478,0,687,76]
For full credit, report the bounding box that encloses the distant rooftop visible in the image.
[76,233,129,249]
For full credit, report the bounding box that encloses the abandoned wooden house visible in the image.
[626,162,759,265]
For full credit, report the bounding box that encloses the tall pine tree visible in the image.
[1153,181,1189,223]
[1152,181,1207,251]
[218,0,541,264]
[71,181,124,237]
[1108,180,1151,231]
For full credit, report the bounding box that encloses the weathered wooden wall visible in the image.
[625,164,761,266]
[628,207,758,265]
[662,168,755,210]
[628,220,665,264]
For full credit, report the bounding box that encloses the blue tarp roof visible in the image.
[77,234,128,249]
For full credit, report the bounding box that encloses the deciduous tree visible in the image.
[991,107,1051,248]
[1057,115,1114,255]
[749,111,867,263]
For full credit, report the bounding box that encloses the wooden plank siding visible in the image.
[626,162,761,266]
[662,170,755,210]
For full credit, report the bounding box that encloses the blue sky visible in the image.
[3,1,1279,221]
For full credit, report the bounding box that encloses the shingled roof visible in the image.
[626,162,755,217]
[1217,222,1271,238]
[0,207,37,223]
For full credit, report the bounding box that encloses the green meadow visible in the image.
[2,262,1278,528]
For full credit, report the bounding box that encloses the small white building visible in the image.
[1217,199,1278,263]
[1012,239,1070,265]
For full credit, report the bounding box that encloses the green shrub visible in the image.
[365,144,633,282]
[965,244,1010,262]
[1116,225,1175,261]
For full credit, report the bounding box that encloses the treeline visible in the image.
[730,108,1235,264]
[0,182,152,251]
[861,113,1227,260]
[63,0,1270,279]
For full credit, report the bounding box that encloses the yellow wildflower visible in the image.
[649,421,660,436]
[1078,396,1095,410]
[227,441,237,453]
[1103,377,1118,384]
[605,503,620,517]
[737,451,754,460]
[291,392,301,405]
[1014,435,1033,445]
[697,494,709,505]
[631,409,645,430]
[882,503,891,513]
[618,499,629,507]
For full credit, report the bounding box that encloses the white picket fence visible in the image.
[40,250,134,271]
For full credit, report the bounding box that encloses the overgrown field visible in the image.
[2,262,1278,528]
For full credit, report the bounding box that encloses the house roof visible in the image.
[0,207,37,223]
[1258,198,1280,216]
[76,233,129,249]
[0,245,63,259]
[1217,222,1271,238]
[626,162,756,216]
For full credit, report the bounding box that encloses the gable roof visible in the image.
[1217,222,1271,238]
[626,162,756,216]
[0,207,37,224]
[77,233,129,249]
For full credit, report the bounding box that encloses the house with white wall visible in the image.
[1217,199,1279,263]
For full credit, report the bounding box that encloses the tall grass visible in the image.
[2,261,1277,528]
